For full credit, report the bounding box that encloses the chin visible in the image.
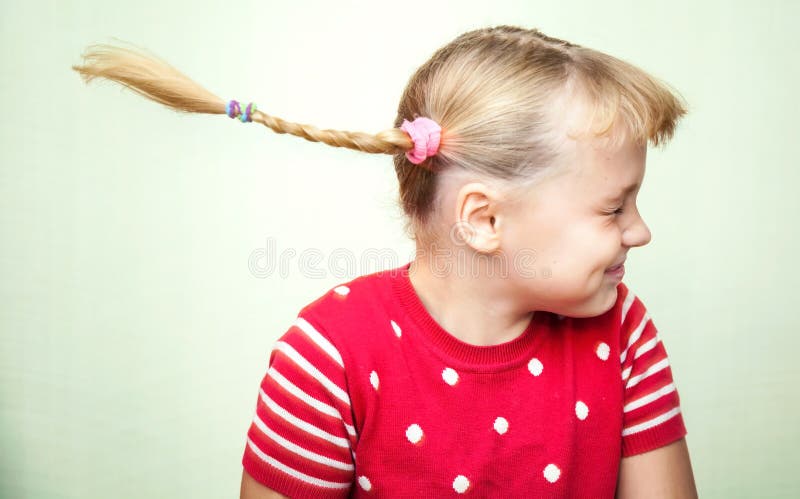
[567,285,619,318]
[599,285,620,314]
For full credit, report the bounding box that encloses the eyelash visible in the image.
[606,206,624,216]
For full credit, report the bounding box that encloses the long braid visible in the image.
[251,112,410,154]
[72,42,413,156]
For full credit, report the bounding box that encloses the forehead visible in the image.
[561,131,647,196]
[545,84,647,191]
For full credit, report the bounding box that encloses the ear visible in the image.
[454,182,501,253]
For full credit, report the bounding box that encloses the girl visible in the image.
[73,25,698,498]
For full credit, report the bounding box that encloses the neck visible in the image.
[407,250,535,347]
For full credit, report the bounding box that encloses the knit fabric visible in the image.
[241,262,687,497]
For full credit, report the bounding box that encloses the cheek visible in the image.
[506,216,618,272]
[564,222,611,257]
[563,224,621,274]
[592,219,624,247]
[503,217,551,253]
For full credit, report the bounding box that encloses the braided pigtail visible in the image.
[72,42,416,156]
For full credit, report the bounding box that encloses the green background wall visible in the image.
[2,1,797,497]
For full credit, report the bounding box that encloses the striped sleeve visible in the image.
[618,285,688,457]
[242,316,356,498]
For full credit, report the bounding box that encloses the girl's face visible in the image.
[499,134,651,318]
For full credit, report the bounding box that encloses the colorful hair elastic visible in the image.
[400,117,441,165]
[226,99,257,123]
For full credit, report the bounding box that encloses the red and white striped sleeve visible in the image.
[618,285,688,457]
[242,316,356,498]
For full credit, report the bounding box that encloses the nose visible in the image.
[623,210,652,248]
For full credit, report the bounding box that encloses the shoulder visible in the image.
[298,267,399,325]
[289,266,404,361]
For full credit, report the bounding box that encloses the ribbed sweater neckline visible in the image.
[390,261,544,369]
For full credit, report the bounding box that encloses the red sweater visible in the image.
[242,263,687,497]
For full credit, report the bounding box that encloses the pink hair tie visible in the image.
[400,117,441,165]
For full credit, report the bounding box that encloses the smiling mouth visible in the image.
[606,259,626,271]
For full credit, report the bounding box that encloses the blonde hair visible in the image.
[72,26,687,245]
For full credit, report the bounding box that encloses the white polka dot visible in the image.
[543,464,561,483]
[333,285,350,296]
[493,417,509,435]
[528,358,544,376]
[391,320,402,338]
[370,371,379,390]
[406,424,423,444]
[596,342,610,361]
[358,475,372,491]
[575,401,589,420]
[442,367,459,386]
[453,475,470,494]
